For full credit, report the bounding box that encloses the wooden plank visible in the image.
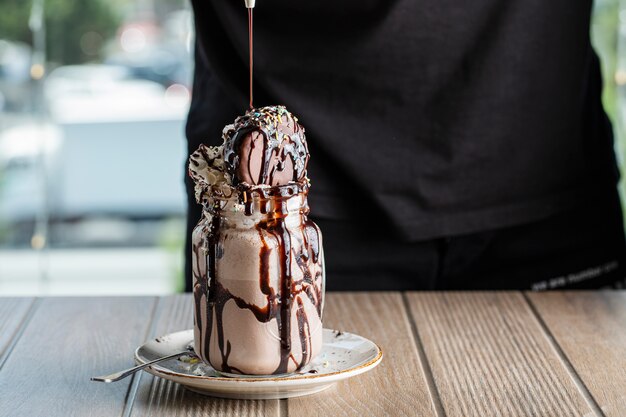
[527,291,626,417]
[0,298,35,366]
[405,292,599,417]
[287,292,437,417]
[0,297,157,417]
[127,294,280,417]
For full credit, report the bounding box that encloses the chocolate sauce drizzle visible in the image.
[223,106,309,187]
[192,181,323,375]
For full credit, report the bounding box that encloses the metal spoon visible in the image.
[91,351,192,383]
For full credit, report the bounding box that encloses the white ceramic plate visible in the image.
[135,329,383,400]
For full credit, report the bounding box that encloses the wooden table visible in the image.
[0,292,624,417]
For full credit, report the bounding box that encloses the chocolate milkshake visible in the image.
[189,105,324,375]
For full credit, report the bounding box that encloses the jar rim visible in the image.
[201,179,310,218]
[207,179,309,203]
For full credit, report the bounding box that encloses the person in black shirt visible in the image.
[185,0,626,290]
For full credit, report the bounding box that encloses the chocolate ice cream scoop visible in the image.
[223,105,309,186]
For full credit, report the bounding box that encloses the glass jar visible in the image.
[191,183,324,375]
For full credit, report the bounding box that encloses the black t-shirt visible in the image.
[187,0,619,241]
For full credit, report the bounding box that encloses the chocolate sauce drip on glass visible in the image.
[258,231,277,317]
[205,210,222,369]
[254,182,320,373]
[273,199,293,373]
[295,297,311,368]
[192,238,208,361]
[193,181,323,374]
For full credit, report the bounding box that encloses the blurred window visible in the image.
[0,0,192,295]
